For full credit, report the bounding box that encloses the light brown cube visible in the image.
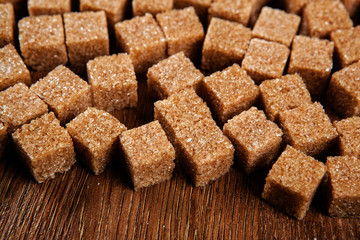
[209,0,252,26]
[252,7,300,47]
[80,0,127,26]
[325,156,360,218]
[342,0,360,16]
[334,117,360,157]
[279,102,338,157]
[288,35,334,95]
[0,3,14,48]
[201,17,251,73]
[242,38,290,84]
[64,11,109,68]
[301,0,353,39]
[30,65,92,124]
[115,13,166,73]
[156,7,204,61]
[28,0,71,16]
[12,112,76,183]
[0,83,48,133]
[173,0,211,20]
[120,121,175,189]
[262,145,326,220]
[326,61,360,117]
[259,74,312,122]
[0,122,7,157]
[147,52,203,99]
[18,14,67,72]
[67,107,127,175]
[0,44,31,91]
[331,26,360,68]
[201,64,259,123]
[87,54,137,112]
[133,0,173,16]
[154,88,234,186]
[283,0,312,15]
[223,107,282,174]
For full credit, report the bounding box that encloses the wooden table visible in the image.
[1,80,359,240]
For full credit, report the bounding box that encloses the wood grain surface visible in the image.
[1,79,359,240]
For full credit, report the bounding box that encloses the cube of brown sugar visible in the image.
[209,0,252,26]
[325,156,360,217]
[0,83,48,133]
[0,122,7,157]
[223,107,282,174]
[80,0,127,26]
[154,88,234,186]
[334,117,360,157]
[0,3,14,48]
[18,14,67,72]
[279,102,338,157]
[288,35,334,95]
[173,0,211,20]
[201,64,259,123]
[119,121,175,189]
[331,26,360,68]
[12,112,76,183]
[133,0,173,16]
[87,54,137,112]
[262,145,326,220]
[342,0,360,16]
[64,11,109,69]
[242,38,290,84]
[30,65,91,124]
[301,0,353,39]
[201,17,251,73]
[252,7,300,47]
[156,7,204,61]
[259,74,312,122]
[0,44,31,91]
[115,14,166,73]
[283,0,310,15]
[28,0,71,16]
[326,61,360,117]
[147,52,203,99]
[67,107,127,175]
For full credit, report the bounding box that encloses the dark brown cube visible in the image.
[132,0,173,16]
[0,3,14,48]
[12,112,76,183]
[283,0,310,15]
[334,116,360,157]
[262,145,326,220]
[66,107,127,175]
[201,17,251,73]
[18,14,68,72]
[342,0,360,16]
[173,0,211,20]
[28,0,71,16]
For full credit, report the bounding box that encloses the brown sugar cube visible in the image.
[0,44,31,91]
[301,0,353,39]
[209,0,252,26]
[115,14,166,73]
[154,88,234,186]
[147,52,203,99]
[119,121,175,189]
[66,107,127,175]
[325,156,360,218]
[64,11,109,69]
[262,145,326,220]
[252,7,300,47]
[201,64,259,123]
[133,0,173,16]
[0,83,48,133]
[80,0,127,26]
[279,102,338,157]
[326,61,360,117]
[87,54,137,112]
[334,117,360,157]
[331,26,360,68]
[283,0,312,15]
[223,107,282,174]
[342,0,360,16]
[173,0,211,20]
[0,122,7,157]
[156,7,204,61]
[242,38,290,84]
[259,74,312,122]
[201,17,251,73]
[30,65,91,124]
[288,35,334,95]
[12,112,76,183]
[0,3,14,48]
[18,14,67,72]
[28,0,71,16]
